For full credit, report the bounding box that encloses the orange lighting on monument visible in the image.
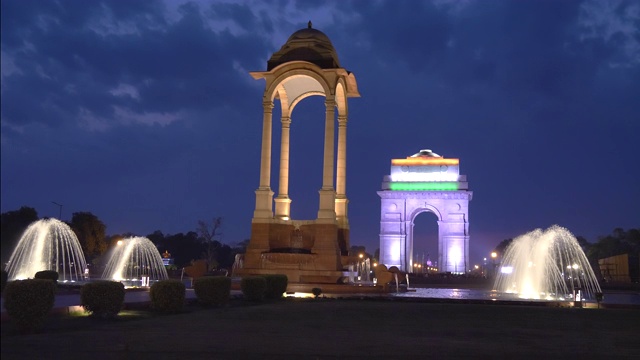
[391,158,459,166]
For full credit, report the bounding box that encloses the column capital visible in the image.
[281,116,291,126]
[324,98,337,108]
[338,115,347,125]
[263,101,274,111]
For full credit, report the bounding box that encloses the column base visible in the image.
[317,188,336,220]
[274,196,292,220]
[254,188,274,220]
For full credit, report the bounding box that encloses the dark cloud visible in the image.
[209,2,258,31]
[347,1,452,72]
[1,0,270,128]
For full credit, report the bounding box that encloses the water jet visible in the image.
[102,236,168,286]
[493,225,601,300]
[5,218,87,282]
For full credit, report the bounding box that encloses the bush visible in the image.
[193,276,231,306]
[1,270,7,293]
[262,274,288,300]
[312,288,322,298]
[241,276,267,302]
[34,270,59,283]
[150,280,185,313]
[4,279,56,332]
[81,281,125,318]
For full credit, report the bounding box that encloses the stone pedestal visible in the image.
[237,220,347,284]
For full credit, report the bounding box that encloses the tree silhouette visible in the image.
[1,207,39,265]
[70,212,107,260]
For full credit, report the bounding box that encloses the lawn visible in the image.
[2,297,639,359]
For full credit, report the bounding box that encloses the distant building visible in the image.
[598,253,640,283]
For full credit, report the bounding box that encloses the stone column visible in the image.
[254,100,274,219]
[335,115,348,222]
[275,116,292,219]
[318,98,336,220]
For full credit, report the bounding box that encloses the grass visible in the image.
[2,297,639,359]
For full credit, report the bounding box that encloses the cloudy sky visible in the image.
[2,0,639,265]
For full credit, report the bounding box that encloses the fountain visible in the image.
[493,225,601,300]
[358,258,371,283]
[5,218,87,282]
[101,236,168,286]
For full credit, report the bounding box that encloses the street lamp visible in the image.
[491,252,498,277]
[52,201,63,220]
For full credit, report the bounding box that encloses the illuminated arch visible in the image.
[378,151,472,274]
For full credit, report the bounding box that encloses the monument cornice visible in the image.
[377,190,473,200]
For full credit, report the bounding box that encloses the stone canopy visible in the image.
[267,22,341,71]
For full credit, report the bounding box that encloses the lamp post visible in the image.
[52,201,63,220]
[491,252,498,278]
[483,257,487,277]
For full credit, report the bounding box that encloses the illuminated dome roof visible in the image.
[410,149,442,158]
[267,22,341,71]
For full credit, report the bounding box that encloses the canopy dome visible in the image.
[267,22,341,71]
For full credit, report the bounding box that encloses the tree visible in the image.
[197,217,223,271]
[349,245,372,260]
[1,206,39,265]
[147,230,165,247]
[149,231,204,269]
[70,212,107,260]
[493,238,514,257]
[234,239,250,254]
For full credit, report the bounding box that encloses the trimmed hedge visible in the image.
[241,276,267,302]
[262,274,288,300]
[150,280,185,313]
[4,279,56,332]
[193,276,231,306]
[34,270,59,283]
[81,281,125,318]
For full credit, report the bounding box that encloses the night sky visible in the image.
[2,0,639,266]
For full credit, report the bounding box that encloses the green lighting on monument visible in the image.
[389,182,459,191]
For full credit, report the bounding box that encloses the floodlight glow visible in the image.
[390,172,459,182]
[448,247,462,272]
[392,158,459,166]
[286,292,315,298]
[501,266,513,274]
[389,182,458,191]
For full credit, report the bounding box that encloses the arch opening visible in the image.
[280,95,326,220]
[411,211,439,273]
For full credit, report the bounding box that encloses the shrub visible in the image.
[1,270,7,293]
[241,276,267,302]
[193,276,231,306]
[262,274,288,300]
[4,279,56,332]
[150,280,185,313]
[312,288,322,298]
[34,270,59,283]
[81,281,125,318]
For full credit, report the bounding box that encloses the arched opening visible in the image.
[285,95,326,220]
[411,211,439,273]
